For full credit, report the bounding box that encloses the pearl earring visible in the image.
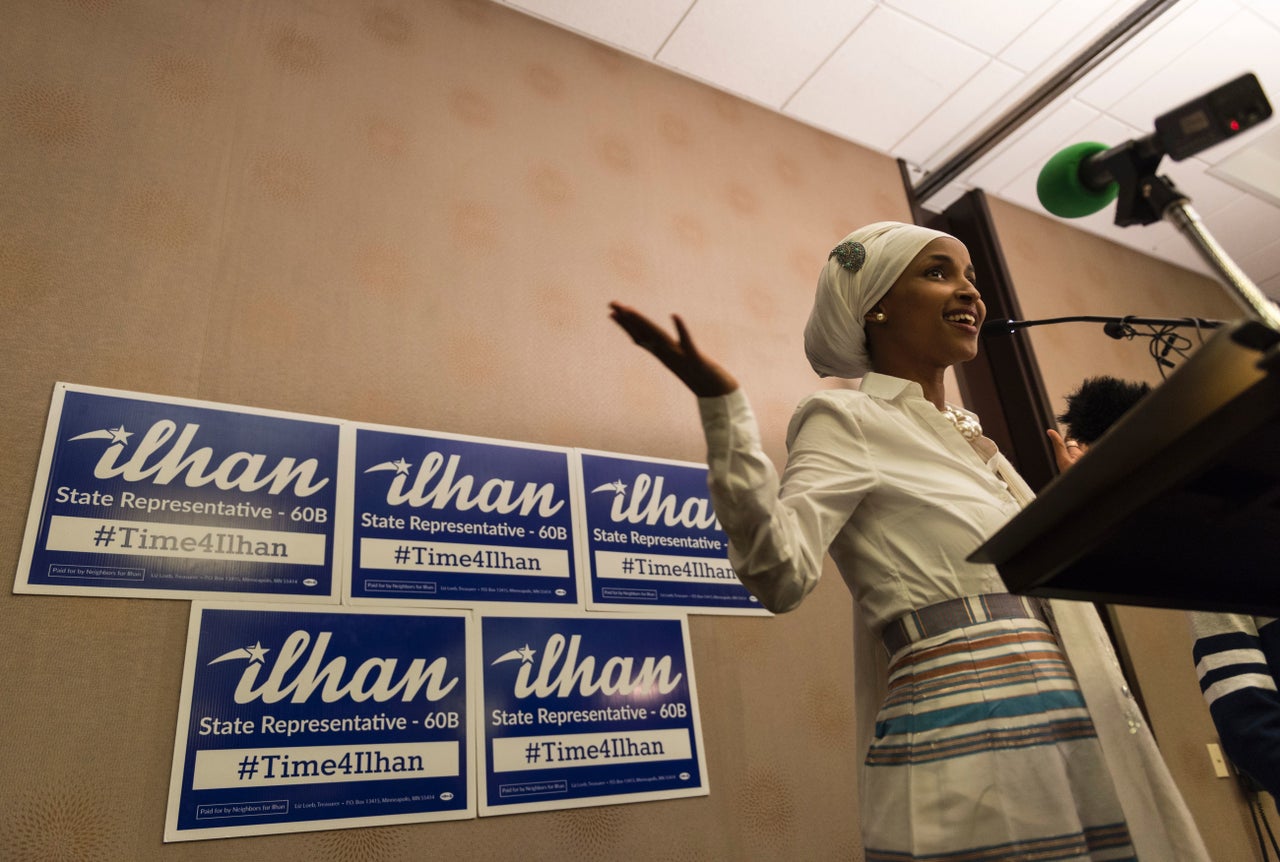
[871,311,886,322]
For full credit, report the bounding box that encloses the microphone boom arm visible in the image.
[1156,181,1280,331]
[982,314,1226,378]
[983,314,1223,334]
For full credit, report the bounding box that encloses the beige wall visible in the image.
[989,195,1279,862]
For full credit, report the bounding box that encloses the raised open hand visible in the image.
[609,302,739,398]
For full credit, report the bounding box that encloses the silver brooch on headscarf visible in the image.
[829,240,866,274]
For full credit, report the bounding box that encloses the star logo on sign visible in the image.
[490,643,538,666]
[68,425,134,445]
[207,640,273,666]
[363,457,415,476]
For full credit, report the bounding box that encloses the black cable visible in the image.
[1249,794,1272,862]
[1238,766,1280,862]
[1262,796,1280,860]
[1145,324,1193,379]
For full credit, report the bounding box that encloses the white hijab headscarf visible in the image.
[804,220,951,378]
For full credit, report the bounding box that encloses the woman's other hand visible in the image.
[609,302,739,398]
[1047,428,1087,472]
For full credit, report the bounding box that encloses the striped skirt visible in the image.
[862,603,1136,862]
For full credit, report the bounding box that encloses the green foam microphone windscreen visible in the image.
[1036,141,1119,218]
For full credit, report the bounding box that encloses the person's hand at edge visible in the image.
[1047,428,1087,472]
[609,302,739,398]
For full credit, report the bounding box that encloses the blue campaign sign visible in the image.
[575,450,767,615]
[165,603,476,841]
[15,383,346,601]
[476,613,708,815]
[347,424,579,608]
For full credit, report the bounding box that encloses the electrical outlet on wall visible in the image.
[1207,742,1231,778]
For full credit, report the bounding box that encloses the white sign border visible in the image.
[572,448,770,617]
[343,419,583,612]
[164,601,478,842]
[15,382,349,604]
[473,607,710,817]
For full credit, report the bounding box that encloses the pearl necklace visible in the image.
[942,405,982,440]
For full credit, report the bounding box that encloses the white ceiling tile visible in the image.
[911,32,1135,177]
[1073,0,1241,112]
[927,181,971,213]
[1063,113,1145,150]
[896,60,1024,165]
[1241,0,1280,30]
[911,73,1046,174]
[999,0,1133,72]
[1168,157,1255,215]
[915,7,1142,180]
[786,6,989,152]
[988,175,1043,216]
[1193,193,1280,266]
[1206,125,1280,209]
[882,0,1055,55]
[498,0,694,57]
[1236,236,1280,283]
[1257,272,1280,301]
[1103,7,1280,147]
[1134,224,1219,277]
[657,0,875,108]
[967,98,1098,192]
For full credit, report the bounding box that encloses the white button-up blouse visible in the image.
[698,372,1020,629]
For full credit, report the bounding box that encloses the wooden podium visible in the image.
[969,319,1280,615]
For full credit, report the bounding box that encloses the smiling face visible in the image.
[864,236,985,383]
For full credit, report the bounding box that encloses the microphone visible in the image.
[1036,141,1130,218]
[1057,376,1151,445]
[1102,320,1131,339]
[981,315,1222,336]
[1036,73,1271,219]
[981,315,1223,377]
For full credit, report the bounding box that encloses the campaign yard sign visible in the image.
[16,383,346,602]
[346,424,580,608]
[574,450,767,615]
[476,612,708,815]
[166,603,475,841]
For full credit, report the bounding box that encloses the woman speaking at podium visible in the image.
[611,221,1207,861]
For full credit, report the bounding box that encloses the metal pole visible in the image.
[1163,199,1280,331]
